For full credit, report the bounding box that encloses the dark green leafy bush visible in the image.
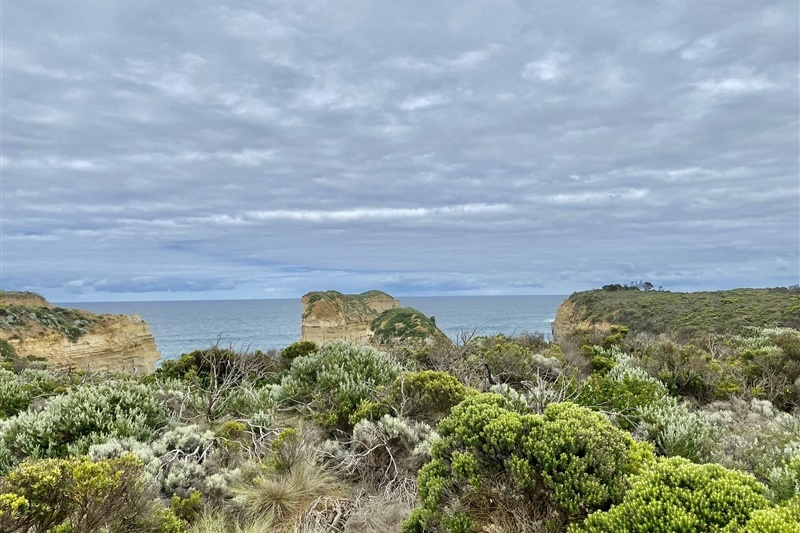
[279,340,317,369]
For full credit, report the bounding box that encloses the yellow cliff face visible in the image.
[550,297,613,343]
[4,315,161,374]
[0,291,161,374]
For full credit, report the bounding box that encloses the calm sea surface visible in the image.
[59,296,567,362]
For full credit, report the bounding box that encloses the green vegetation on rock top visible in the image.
[370,308,442,344]
[301,290,396,320]
[568,287,800,337]
[0,303,99,342]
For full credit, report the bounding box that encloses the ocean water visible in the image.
[61,295,567,362]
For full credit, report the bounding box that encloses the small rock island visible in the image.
[300,289,446,345]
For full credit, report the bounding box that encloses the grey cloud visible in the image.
[3,0,798,301]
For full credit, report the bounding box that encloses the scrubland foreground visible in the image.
[2,318,800,531]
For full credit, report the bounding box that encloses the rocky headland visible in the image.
[0,290,161,373]
[551,286,800,342]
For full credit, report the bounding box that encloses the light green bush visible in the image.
[404,394,653,532]
[273,341,403,431]
[578,361,668,430]
[742,497,800,532]
[352,370,467,425]
[0,368,67,419]
[390,370,467,422]
[571,457,771,533]
[0,454,184,533]
[1,380,167,463]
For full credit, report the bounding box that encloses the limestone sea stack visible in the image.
[300,290,401,344]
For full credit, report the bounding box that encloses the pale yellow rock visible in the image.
[550,297,613,343]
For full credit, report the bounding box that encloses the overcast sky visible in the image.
[2,0,798,302]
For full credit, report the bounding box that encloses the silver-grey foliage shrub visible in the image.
[1,380,166,463]
[88,424,242,500]
[274,341,403,431]
[637,396,719,463]
[702,399,800,489]
[322,414,437,488]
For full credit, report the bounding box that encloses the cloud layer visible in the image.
[2,0,798,301]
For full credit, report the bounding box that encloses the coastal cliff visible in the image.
[551,287,800,342]
[0,291,161,373]
[550,296,613,343]
[300,290,401,344]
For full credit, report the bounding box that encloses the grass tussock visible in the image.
[190,513,276,533]
[232,457,341,525]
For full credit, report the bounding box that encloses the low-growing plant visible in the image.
[231,455,340,526]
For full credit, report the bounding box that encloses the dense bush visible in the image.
[0,454,184,533]
[323,414,437,488]
[1,380,166,464]
[273,341,403,432]
[637,396,719,463]
[154,347,277,422]
[404,394,653,532]
[353,370,468,425]
[571,457,771,533]
[577,358,668,429]
[279,340,317,369]
[0,368,67,419]
[389,370,467,422]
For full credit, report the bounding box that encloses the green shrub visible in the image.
[0,368,67,418]
[156,346,277,387]
[742,497,800,532]
[1,380,167,463]
[0,454,184,533]
[390,370,467,422]
[476,336,539,386]
[274,341,403,432]
[405,394,653,532]
[637,396,718,463]
[279,340,317,369]
[353,370,468,426]
[571,457,771,533]
[577,363,668,429]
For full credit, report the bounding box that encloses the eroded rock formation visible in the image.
[0,291,161,374]
[300,290,401,344]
